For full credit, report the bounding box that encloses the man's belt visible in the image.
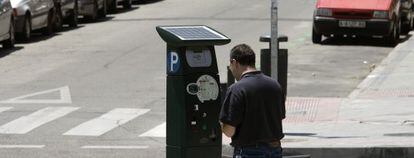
[239,140,281,148]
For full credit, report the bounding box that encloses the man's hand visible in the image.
[220,121,235,138]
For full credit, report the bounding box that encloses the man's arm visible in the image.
[220,122,236,137]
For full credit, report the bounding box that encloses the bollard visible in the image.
[260,35,288,101]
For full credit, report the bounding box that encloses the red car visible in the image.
[313,0,401,45]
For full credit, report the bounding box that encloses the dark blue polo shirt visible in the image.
[219,71,285,147]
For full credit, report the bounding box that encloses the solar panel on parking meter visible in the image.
[156,25,230,158]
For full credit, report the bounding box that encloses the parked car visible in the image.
[400,0,414,34]
[0,0,14,48]
[11,0,56,41]
[313,0,402,45]
[78,0,106,21]
[106,0,131,13]
[54,0,78,30]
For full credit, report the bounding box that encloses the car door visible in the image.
[0,0,11,37]
[31,0,50,29]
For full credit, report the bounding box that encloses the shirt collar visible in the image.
[240,71,262,79]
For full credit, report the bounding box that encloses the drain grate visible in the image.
[284,97,341,123]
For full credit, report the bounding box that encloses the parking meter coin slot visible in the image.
[193,104,199,111]
[190,117,198,132]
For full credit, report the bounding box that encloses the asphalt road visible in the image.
[0,0,395,157]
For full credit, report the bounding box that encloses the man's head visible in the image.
[229,44,256,81]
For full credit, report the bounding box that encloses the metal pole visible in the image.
[270,0,278,80]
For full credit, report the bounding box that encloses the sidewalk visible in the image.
[222,35,414,158]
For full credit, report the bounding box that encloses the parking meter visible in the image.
[156,25,230,158]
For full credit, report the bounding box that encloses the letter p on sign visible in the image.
[168,51,180,74]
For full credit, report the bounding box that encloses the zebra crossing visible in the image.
[0,106,165,137]
[0,107,79,134]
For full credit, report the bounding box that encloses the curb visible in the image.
[348,35,413,99]
[222,145,414,158]
[283,147,414,158]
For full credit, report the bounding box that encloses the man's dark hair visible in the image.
[230,44,256,67]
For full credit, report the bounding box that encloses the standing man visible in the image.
[220,44,286,158]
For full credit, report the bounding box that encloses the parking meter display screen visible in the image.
[186,49,212,67]
[163,26,228,40]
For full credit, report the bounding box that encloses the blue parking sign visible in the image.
[167,51,180,74]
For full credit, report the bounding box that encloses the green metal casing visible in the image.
[157,25,230,158]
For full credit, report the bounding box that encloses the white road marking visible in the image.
[0,86,72,104]
[64,108,150,136]
[0,145,45,149]
[0,107,79,134]
[139,122,166,137]
[0,107,13,114]
[81,145,149,149]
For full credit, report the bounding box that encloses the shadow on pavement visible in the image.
[15,32,60,44]
[0,46,24,58]
[14,25,84,44]
[108,6,139,15]
[320,34,412,48]
[285,133,317,137]
[133,0,164,5]
[58,25,85,33]
[79,16,115,24]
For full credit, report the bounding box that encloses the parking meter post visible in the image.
[156,25,231,158]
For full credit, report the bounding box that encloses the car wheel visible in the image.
[107,0,117,13]
[3,18,15,49]
[98,0,107,18]
[42,10,55,35]
[386,19,400,46]
[54,5,63,31]
[411,16,414,29]
[401,13,412,35]
[67,1,78,27]
[401,24,410,35]
[17,15,31,41]
[123,0,131,9]
[312,26,322,44]
[85,0,98,21]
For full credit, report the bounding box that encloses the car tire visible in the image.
[84,0,98,21]
[107,0,117,13]
[67,1,78,27]
[54,5,63,31]
[17,15,31,41]
[123,0,131,9]
[98,0,107,18]
[312,26,322,44]
[401,13,412,35]
[3,18,15,49]
[386,19,400,46]
[42,10,55,35]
